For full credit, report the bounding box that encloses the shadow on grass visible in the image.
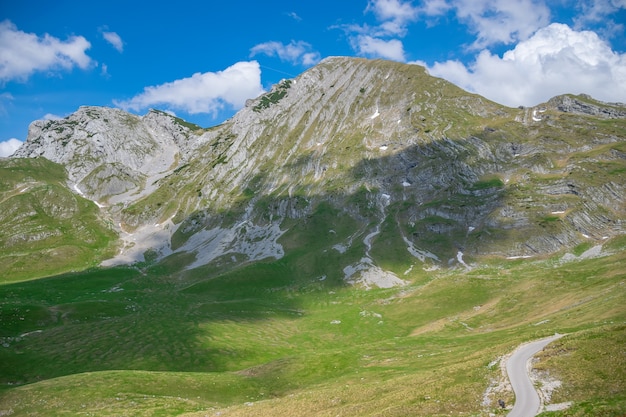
[1,105,624,393]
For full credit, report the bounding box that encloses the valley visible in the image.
[0,57,624,416]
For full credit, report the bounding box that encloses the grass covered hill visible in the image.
[1,57,625,415]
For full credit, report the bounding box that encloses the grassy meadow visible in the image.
[0,227,624,416]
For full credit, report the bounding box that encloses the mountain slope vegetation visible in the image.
[0,57,624,416]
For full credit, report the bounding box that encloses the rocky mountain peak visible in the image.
[4,58,626,276]
[11,106,201,203]
[547,94,626,118]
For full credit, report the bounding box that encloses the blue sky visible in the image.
[1,0,625,156]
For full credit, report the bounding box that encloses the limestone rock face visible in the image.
[548,94,626,118]
[8,57,626,272]
[13,107,195,202]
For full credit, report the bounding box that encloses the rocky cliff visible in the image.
[5,57,626,281]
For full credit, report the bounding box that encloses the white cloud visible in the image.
[0,138,22,157]
[420,0,551,48]
[250,40,321,66]
[0,20,92,82]
[352,36,406,61]
[341,0,417,61]
[286,12,302,22]
[42,113,62,121]
[573,0,626,38]
[575,0,626,23]
[366,0,419,35]
[114,61,265,115]
[420,0,450,15]
[423,23,626,106]
[102,31,123,52]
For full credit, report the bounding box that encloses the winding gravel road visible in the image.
[507,334,563,417]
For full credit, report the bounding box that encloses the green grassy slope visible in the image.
[0,157,117,282]
[0,211,623,416]
[1,59,624,416]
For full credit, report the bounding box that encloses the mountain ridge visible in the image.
[4,56,626,280]
[1,57,625,417]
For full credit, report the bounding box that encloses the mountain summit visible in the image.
[5,57,626,280]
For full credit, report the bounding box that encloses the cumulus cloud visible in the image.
[573,0,626,38]
[340,0,417,61]
[250,40,320,66]
[114,61,264,115]
[0,138,22,157]
[575,0,626,23]
[422,23,626,107]
[42,113,62,121]
[352,36,406,61]
[102,31,123,52]
[0,20,92,82]
[419,0,550,48]
[366,0,419,36]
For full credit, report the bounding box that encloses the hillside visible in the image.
[0,57,625,416]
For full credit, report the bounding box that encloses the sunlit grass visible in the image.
[0,241,624,416]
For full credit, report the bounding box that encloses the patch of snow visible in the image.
[551,211,565,214]
[403,264,414,275]
[330,320,341,325]
[73,183,105,208]
[468,226,475,233]
[532,109,542,122]
[370,108,380,119]
[506,255,532,259]
[402,180,411,187]
[73,183,84,196]
[379,145,388,150]
[457,251,469,268]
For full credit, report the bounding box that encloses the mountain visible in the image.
[1,57,625,417]
[5,57,626,280]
